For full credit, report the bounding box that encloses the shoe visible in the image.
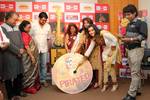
[93,83,99,89]
[34,84,41,91]
[123,94,136,100]
[24,87,37,94]
[136,92,142,96]
[42,82,49,87]
[19,91,28,97]
[111,84,118,92]
[101,85,108,92]
[12,96,20,100]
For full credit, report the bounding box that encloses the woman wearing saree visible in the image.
[65,23,78,53]
[19,20,40,94]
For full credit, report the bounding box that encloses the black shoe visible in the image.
[123,94,136,100]
[12,96,20,100]
[19,91,28,97]
[136,92,142,96]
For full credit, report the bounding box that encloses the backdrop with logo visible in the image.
[0,2,110,31]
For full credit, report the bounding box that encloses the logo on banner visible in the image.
[18,12,32,22]
[49,13,64,22]
[96,23,110,30]
[95,4,109,13]
[80,3,95,13]
[48,2,64,12]
[64,13,80,22]
[65,3,80,12]
[16,2,32,12]
[0,2,15,12]
[32,2,48,12]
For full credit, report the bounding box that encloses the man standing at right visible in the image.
[122,4,147,100]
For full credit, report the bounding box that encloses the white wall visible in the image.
[139,0,150,48]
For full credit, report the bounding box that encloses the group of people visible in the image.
[0,4,148,100]
[0,12,52,100]
[65,17,121,91]
[64,4,147,100]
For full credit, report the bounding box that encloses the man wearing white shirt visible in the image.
[0,26,9,49]
[30,12,51,87]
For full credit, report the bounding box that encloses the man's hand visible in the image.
[1,42,9,50]
[0,91,4,100]
[121,37,131,43]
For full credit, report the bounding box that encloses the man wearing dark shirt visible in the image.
[1,12,27,100]
[122,4,147,100]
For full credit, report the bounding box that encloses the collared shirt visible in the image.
[30,21,51,53]
[0,26,10,48]
[125,18,147,49]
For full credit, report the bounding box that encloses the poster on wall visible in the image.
[48,2,64,12]
[95,4,109,13]
[49,13,64,22]
[80,3,95,13]
[95,13,109,23]
[32,2,48,12]
[18,12,32,22]
[49,0,97,2]
[0,2,15,12]
[64,12,80,22]
[96,22,110,30]
[0,2,110,31]
[0,0,14,1]
[16,2,32,12]
[95,4,109,30]
[64,3,80,12]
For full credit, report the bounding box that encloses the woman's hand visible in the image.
[31,56,36,65]
[108,51,112,57]
[74,56,87,73]
[1,42,9,50]
[67,49,71,53]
